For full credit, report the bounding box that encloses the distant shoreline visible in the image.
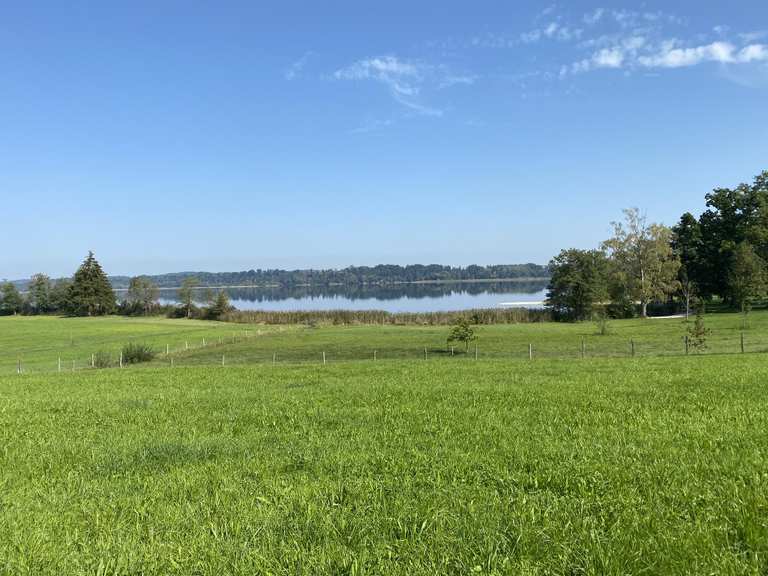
[112,277,550,292]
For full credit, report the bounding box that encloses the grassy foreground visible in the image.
[4,310,768,375]
[1,356,767,574]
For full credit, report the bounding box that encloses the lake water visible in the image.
[157,281,548,313]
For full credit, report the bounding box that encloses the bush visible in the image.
[121,343,156,364]
[594,313,611,336]
[93,350,112,368]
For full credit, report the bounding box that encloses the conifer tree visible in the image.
[207,290,232,320]
[67,251,116,316]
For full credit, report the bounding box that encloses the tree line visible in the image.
[106,263,550,289]
[0,252,232,320]
[546,170,768,321]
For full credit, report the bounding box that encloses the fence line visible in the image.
[4,330,767,375]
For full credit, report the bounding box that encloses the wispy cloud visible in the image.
[564,39,768,75]
[284,51,313,80]
[638,41,768,68]
[553,8,768,78]
[333,55,472,117]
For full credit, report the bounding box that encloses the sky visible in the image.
[2,1,768,279]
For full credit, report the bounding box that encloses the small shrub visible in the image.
[447,317,477,352]
[594,313,611,336]
[93,350,112,368]
[121,343,156,364]
[688,302,709,352]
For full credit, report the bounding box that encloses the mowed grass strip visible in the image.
[0,356,766,574]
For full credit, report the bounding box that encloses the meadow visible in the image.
[1,356,767,574]
[2,312,768,573]
[2,310,768,374]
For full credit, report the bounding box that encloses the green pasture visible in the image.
[1,355,766,574]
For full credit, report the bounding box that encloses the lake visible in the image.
[157,280,548,313]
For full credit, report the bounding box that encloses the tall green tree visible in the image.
[696,171,768,298]
[177,276,199,318]
[49,279,72,313]
[125,276,160,315]
[206,290,232,320]
[602,208,681,318]
[546,248,609,321]
[0,282,24,315]
[672,213,703,319]
[26,273,53,314]
[727,241,767,317]
[66,251,116,316]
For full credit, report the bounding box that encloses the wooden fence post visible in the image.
[222,355,225,366]
[631,339,635,357]
[58,357,61,373]
[741,332,745,354]
[528,344,533,360]
[684,335,689,355]
[17,358,21,375]
[424,347,428,360]
[475,345,478,360]
[581,338,585,359]
[374,350,377,361]
[323,351,326,365]
[119,352,123,368]
[91,353,95,368]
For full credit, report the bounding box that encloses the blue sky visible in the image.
[2,1,767,279]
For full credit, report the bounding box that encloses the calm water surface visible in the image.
[158,281,548,313]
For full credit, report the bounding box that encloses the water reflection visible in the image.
[158,280,548,313]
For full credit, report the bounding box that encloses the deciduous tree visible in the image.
[727,241,767,318]
[602,208,680,318]
[0,282,23,315]
[546,248,609,321]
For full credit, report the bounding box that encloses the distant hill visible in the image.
[11,264,550,291]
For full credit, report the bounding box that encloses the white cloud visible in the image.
[740,30,768,43]
[334,56,424,101]
[284,52,313,81]
[334,55,471,117]
[638,41,768,68]
[583,8,605,26]
[593,47,625,68]
[520,22,583,44]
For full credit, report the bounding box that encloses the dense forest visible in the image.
[7,264,549,292]
[107,264,550,289]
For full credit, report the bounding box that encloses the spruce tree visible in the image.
[67,251,116,316]
[207,290,231,320]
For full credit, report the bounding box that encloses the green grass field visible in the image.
[3,310,768,375]
[0,316,264,374]
[1,313,768,573]
[1,356,767,574]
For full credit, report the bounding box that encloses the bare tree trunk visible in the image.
[641,300,648,318]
